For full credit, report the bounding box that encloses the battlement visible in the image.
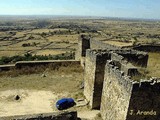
[76,35,160,120]
[101,58,160,120]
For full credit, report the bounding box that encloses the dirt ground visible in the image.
[0,89,58,117]
[0,64,88,117]
[0,89,101,119]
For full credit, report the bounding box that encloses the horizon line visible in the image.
[0,15,160,21]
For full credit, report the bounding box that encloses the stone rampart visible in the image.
[111,52,139,77]
[15,60,80,69]
[84,49,111,109]
[83,47,150,114]
[0,64,15,71]
[101,60,160,120]
[116,50,148,67]
[75,35,90,60]
[101,60,133,120]
[77,35,160,120]
[0,60,80,71]
[0,111,77,120]
[126,78,160,120]
[132,44,160,52]
[83,49,97,109]
[76,35,148,68]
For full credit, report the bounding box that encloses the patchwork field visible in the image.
[1,18,160,58]
[0,29,79,57]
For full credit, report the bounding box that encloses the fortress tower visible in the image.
[76,35,160,120]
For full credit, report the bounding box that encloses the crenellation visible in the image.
[101,60,133,120]
[76,35,160,120]
[111,52,139,77]
[117,50,148,67]
[111,52,124,63]
[110,61,133,93]
[126,78,160,120]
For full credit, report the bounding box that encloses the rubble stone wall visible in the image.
[84,49,111,109]
[126,79,160,120]
[100,61,133,120]
[77,36,160,120]
[0,111,77,120]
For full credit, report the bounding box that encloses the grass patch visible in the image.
[0,63,84,91]
[0,62,83,77]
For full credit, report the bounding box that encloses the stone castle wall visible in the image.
[101,60,133,120]
[77,35,160,120]
[116,50,148,67]
[132,44,160,52]
[0,60,80,71]
[111,52,139,77]
[84,49,97,108]
[75,35,90,60]
[76,35,149,68]
[76,35,122,60]
[84,49,111,109]
[101,59,160,120]
[0,111,77,120]
[126,79,160,120]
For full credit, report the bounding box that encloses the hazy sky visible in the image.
[0,0,159,19]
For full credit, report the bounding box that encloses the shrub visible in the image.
[0,56,12,64]
[0,52,75,65]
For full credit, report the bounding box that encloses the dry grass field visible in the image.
[1,18,160,58]
[104,40,133,47]
[0,18,160,77]
[0,21,81,58]
[0,64,83,91]
[0,63,85,116]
